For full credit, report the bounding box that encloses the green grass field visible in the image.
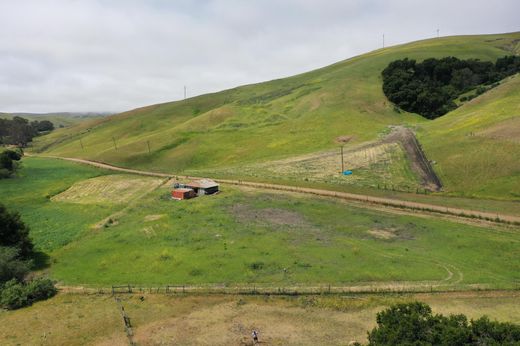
[2,157,519,288]
[0,157,117,252]
[30,32,520,200]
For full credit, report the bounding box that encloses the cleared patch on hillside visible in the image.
[478,117,520,143]
[52,174,164,204]
[195,137,421,191]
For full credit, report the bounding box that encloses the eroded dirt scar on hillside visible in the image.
[383,126,442,191]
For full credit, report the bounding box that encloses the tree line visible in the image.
[382,55,520,119]
[0,116,55,147]
[0,203,56,309]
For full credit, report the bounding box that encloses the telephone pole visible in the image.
[382,33,385,48]
[184,85,187,100]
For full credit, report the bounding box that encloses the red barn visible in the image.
[171,188,196,200]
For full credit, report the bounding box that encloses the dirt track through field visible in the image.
[32,155,520,225]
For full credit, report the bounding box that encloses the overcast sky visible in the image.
[1,0,518,113]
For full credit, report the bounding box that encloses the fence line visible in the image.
[57,283,520,297]
[114,297,137,346]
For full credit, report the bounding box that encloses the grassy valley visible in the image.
[2,31,520,345]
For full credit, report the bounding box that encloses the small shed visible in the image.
[172,188,196,200]
[185,179,219,196]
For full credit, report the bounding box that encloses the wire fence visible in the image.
[58,282,520,297]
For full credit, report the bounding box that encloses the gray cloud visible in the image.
[0,0,518,113]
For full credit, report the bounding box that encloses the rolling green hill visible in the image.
[32,32,520,199]
[0,112,109,128]
[419,73,520,199]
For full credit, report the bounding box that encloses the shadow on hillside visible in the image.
[32,250,51,270]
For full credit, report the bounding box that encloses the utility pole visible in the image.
[382,33,385,48]
[184,85,187,100]
[112,137,118,151]
[437,28,439,38]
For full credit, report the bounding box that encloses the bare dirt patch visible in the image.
[230,204,310,228]
[144,214,165,222]
[367,229,397,240]
[366,227,414,241]
[335,135,353,144]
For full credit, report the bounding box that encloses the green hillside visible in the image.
[32,32,520,199]
[419,74,520,199]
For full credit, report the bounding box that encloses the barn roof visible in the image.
[186,179,219,189]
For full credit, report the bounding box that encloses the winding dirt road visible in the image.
[31,155,520,225]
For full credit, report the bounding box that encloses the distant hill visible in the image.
[31,32,520,200]
[0,112,111,128]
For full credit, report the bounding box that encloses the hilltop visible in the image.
[32,32,520,199]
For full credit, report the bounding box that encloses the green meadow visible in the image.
[2,157,519,288]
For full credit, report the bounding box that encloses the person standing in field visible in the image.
[252,330,259,344]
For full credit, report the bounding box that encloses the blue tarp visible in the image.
[343,170,353,175]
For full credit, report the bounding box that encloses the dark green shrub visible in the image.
[25,278,57,302]
[0,204,33,258]
[0,278,57,310]
[367,302,520,345]
[0,279,28,310]
[0,247,32,284]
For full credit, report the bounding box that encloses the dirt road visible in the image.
[32,155,520,225]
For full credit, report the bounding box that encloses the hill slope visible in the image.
[32,32,520,198]
[419,73,520,199]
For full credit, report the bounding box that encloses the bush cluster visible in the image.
[382,55,520,119]
[0,203,57,310]
[0,278,57,310]
[367,302,520,345]
[0,149,22,178]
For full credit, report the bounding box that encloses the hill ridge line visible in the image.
[29,154,520,225]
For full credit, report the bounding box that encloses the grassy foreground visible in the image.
[0,291,519,345]
[1,157,519,288]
